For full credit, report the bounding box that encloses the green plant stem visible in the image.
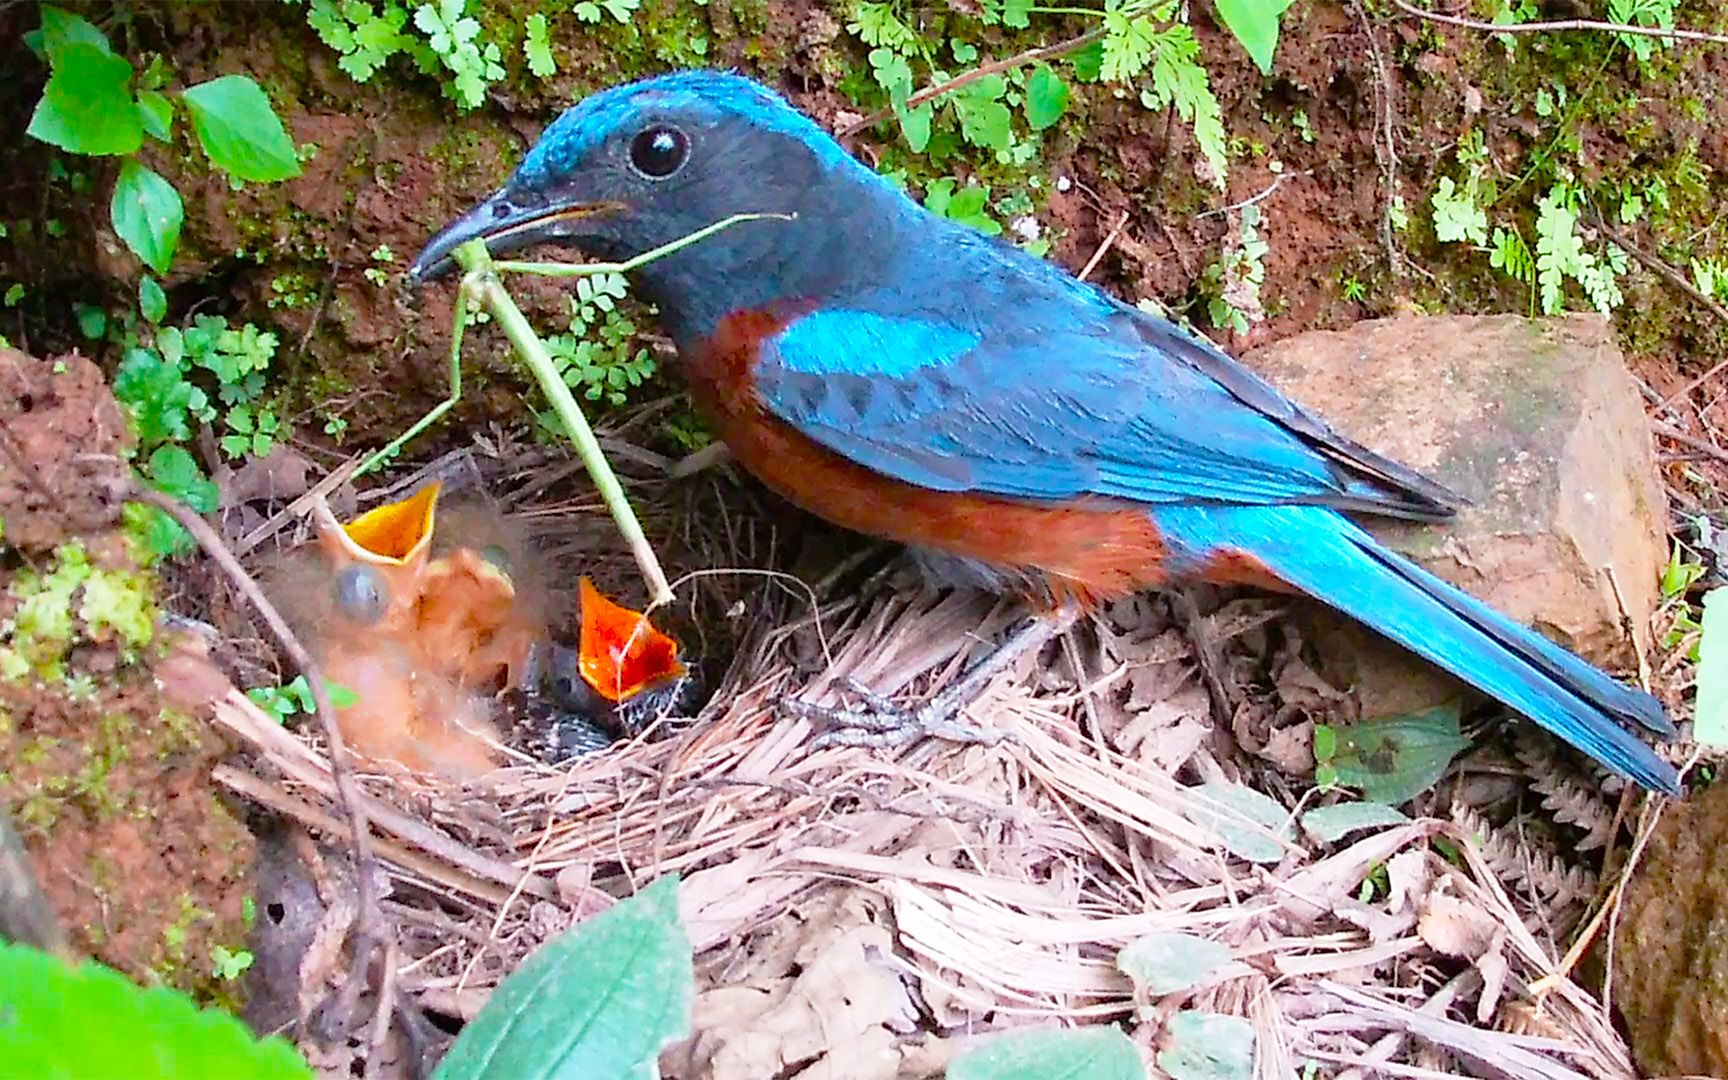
[490,211,793,277]
[454,239,675,606]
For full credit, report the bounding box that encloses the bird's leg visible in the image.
[788,605,1078,749]
[1166,587,1237,727]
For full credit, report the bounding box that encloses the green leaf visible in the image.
[435,874,692,1079]
[147,445,218,514]
[139,275,167,324]
[1117,932,1234,995]
[113,346,196,445]
[38,5,114,56]
[1071,41,1105,82]
[110,159,183,274]
[1300,801,1410,844]
[1024,64,1069,131]
[1190,781,1291,863]
[28,42,142,156]
[75,304,106,340]
[137,88,174,141]
[1213,0,1291,75]
[1325,702,1472,805]
[947,1027,1143,1080]
[1694,588,1728,747]
[1156,1011,1254,1080]
[182,75,301,183]
[896,101,933,153]
[0,942,310,1078]
[524,13,555,77]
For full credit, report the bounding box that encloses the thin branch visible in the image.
[1593,217,1728,410]
[130,485,387,1029]
[1390,0,1728,46]
[1195,170,1311,220]
[1354,0,1407,278]
[1651,419,1728,468]
[839,26,1108,138]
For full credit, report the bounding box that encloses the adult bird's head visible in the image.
[411,71,910,341]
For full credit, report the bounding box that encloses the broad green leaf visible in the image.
[1070,40,1105,83]
[38,5,114,59]
[1189,781,1291,864]
[1156,1011,1253,1080]
[1212,0,1291,75]
[1117,932,1234,996]
[1694,588,1728,746]
[1300,801,1409,844]
[111,159,183,274]
[182,75,301,183]
[948,1027,1143,1080]
[896,102,933,153]
[1324,703,1472,805]
[139,275,167,324]
[137,88,174,141]
[435,874,692,1080]
[28,42,142,156]
[75,303,106,339]
[1024,64,1069,131]
[147,445,218,513]
[0,942,310,1078]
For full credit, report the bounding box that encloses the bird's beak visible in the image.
[409,187,624,282]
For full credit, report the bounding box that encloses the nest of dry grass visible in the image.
[192,432,1674,1079]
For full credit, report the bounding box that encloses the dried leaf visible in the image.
[1156,1010,1254,1080]
[1190,781,1293,864]
[1117,932,1234,995]
[1302,801,1410,843]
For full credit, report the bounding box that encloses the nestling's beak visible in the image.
[409,187,624,282]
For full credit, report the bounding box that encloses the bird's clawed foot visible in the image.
[785,675,1013,749]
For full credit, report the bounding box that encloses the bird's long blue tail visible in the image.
[1156,504,1680,795]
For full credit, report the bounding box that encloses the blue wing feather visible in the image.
[759,293,1413,513]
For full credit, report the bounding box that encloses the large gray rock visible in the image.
[1242,314,1666,716]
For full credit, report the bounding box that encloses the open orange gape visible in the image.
[298,482,691,779]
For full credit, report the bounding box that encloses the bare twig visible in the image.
[1195,170,1311,220]
[839,27,1108,138]
[1651,419,1728,468]
[1078,212,1132,282]
[1592,218,1728,410]
[130,485,387,1030]
[1390,0,1728,46]
[1354,0,1406,277]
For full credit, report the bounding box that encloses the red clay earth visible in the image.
[0,350,255,1002]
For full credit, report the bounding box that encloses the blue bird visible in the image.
[412,71,1680,794]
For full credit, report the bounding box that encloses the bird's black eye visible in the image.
[628,126,689,180]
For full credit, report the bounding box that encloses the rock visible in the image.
[1242,314,1666,717]
[1613,781,1728,1076]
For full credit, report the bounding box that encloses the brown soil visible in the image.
[0,349,131,553]
[0,350,254,1002]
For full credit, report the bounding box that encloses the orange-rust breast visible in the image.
[685,309,1173,606]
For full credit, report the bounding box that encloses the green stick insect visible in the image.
[356,213,790,607]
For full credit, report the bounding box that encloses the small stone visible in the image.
[1613,780,1728,1076]
[1242,314,1665,717]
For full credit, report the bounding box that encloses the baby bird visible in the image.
[268,482,693,776]
[305,483,521,779]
